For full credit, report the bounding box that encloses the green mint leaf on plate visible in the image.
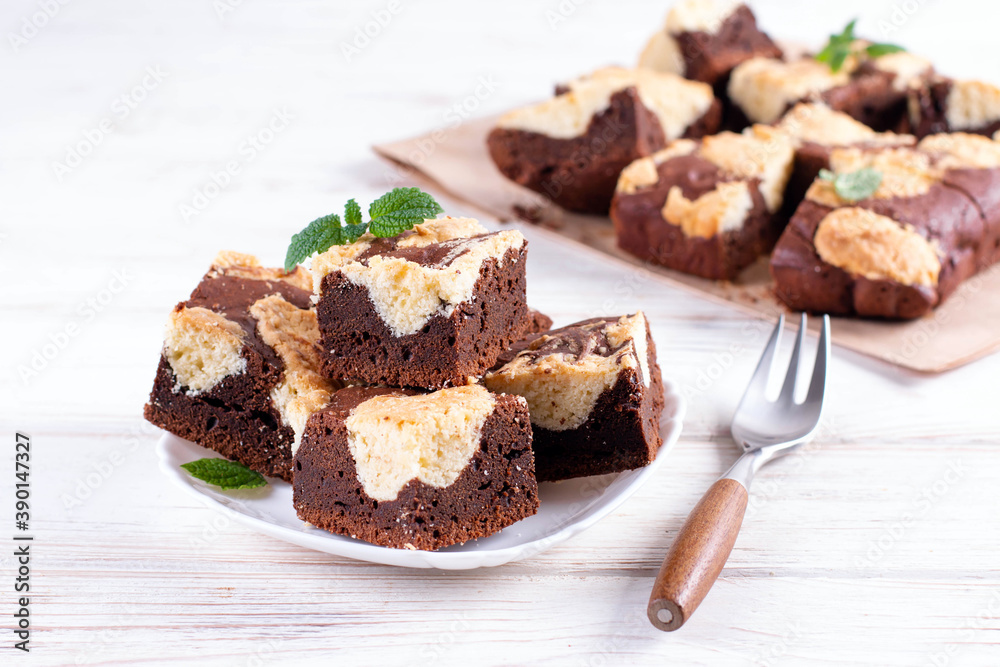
[818,169,836,182]
[830,168,882,202]
[368,187,445,238]
[285,213,345,271]
[181,458,267,490]
[283,188,444,270]
[344,198,363,226]
[865,42,905,58]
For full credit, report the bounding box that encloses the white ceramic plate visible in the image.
[156,379,685,569]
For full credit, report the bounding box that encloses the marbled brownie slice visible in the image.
[771,139,1000,319]
[610,125,794,279]
[311,217,529,390]
[773,103,916,217]
[484,313,664,482]
[902,78,1000,138]
[144,252,340,481]
[293,384,538,550]
[638,0,782,93]
[728,49,933,130]
[487,66,721,214]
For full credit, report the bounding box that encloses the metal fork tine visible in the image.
[778,314,807,404]
[741,314,784,404]
[806,315,831,404]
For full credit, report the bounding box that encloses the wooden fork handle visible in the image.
[647,478,749,631]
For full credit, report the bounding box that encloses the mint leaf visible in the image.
[181,458,267,490]
[283,188,445,270]
[285,213,349,271]
[816,19,906,73]
[344,198,362,226]
[818,169,836,182]
[865,43,904,58]
[832,168,882,202]
[368,187,444,238]
[815,19,857,72]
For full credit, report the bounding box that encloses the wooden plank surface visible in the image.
[2,0,999,664]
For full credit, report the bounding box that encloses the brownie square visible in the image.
[484,313,664,482]
[610,125,795,279]
[638,1,782,96]
[901,78,1000,138]
[312,217,529,390]
[144,252,341,481]
[771,141,997,319]
[488,66,721,214]
[773,103,916,219]
[293,385,539,550]
[728,50,933,131]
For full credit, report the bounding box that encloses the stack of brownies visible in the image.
[145,217,666,550]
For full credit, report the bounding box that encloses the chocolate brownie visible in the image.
[144,252,341,481]
[610,125,794,279]
[728,50,933,131]
[901,78,1000,138]
[638,0,781,126]
[771,139,1000,319]
[293,384,539,550]
[773,103,916,219]
[487,67,721,214]
[484,313,664,482]
[312,217,529,390]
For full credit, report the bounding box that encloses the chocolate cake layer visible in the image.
[293,385,538,550]
[488,67,721,214]
[145,253,339,481]
[610,127,794,279]
[312,218,529,389]
[484,313,664,482]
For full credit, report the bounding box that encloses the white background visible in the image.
[2,0,999,665]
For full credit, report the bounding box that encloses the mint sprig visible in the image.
[181,458,267,490]
[284,188,444,270]
[819,167,882,202]
[815,19,904,73]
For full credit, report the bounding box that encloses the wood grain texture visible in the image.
[3,0,1000,665]
[649,478,749,631]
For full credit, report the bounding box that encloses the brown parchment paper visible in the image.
[374,115,1000,373]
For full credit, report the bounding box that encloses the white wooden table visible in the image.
[3,0,999,664]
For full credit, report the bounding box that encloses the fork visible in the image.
[647,314,830,631]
